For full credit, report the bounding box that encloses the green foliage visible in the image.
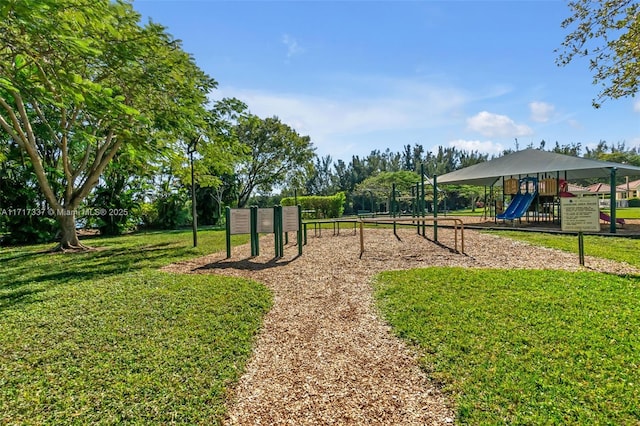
[0,229,269,424]
[234,115,315,207]
[0,147,57,244]
[150,191,191,230]
[557,0,640,107]
[0,0,216,247]
[281,192,346,218]
[375,267,640,424]
[628,198,640,207]
[355,171,420,198]
[85,152,151,235]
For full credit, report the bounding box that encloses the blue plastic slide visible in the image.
[497,192,537,220]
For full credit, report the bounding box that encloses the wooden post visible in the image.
[359,220,364,259]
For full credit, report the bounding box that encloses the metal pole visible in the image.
[578,231,585,266]
[391,183,396,217]
[433,174,438,242]
[297,205,303,256]
[359,220,364,259]
[420,164,426,236]
[189,135,202,248]
[274,205,281,258]
[225,206,231,258]
[610,167,617,234]
[250,206,258,256]
[190,149,197,247]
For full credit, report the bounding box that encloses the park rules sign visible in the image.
[560,197,600,232]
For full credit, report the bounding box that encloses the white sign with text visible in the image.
[257,208,274,233]
[560,197,600,232]
[229,208,251,235]
[282,206,300,232]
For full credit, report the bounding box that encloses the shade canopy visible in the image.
[437,149,640,186]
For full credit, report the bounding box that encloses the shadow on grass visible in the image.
[0,288,45,309]
[0,240,202,311]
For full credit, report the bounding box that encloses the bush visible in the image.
[85,186,141,236]
[628,197,640,207]
[140,192,191,229]
[0,215,58,245]
[281,192,346,218]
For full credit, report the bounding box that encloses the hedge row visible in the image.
[281,192,346,218]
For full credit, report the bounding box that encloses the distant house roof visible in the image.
[616,179,640,191]
[567,183,588,192]
[437,149,640,186]
[586,183,611,193]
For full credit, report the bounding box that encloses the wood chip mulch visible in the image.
[160,225,639,425]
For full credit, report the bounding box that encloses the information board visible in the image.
[229,208,251,235]
[282,206,300,232]
[560,197,600,232]
[257,208,274,233]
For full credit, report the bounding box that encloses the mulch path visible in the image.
[161,225,639,425]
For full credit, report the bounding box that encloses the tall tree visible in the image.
[557,0,640,107]
[304,154,335,196]
[234,115,315,207]
[0,0,215,249]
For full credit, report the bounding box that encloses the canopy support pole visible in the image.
[610,167,617,234]
[433,175,438,242]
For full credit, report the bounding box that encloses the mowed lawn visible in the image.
[0,230,271,425]
[375,234,640,424]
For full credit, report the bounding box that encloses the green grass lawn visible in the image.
[445,208,487,216]
[487,230,640,268]
[604,207,640,219]
[0,230,271,424]
[375,267,640,424]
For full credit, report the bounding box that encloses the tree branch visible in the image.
[0,96,29,146]
[1,93,62,210]
[31,98,61,146]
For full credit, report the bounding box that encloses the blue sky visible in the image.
[133,0,640,161]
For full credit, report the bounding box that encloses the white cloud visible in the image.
[448,139,505,156]
[282,34,304,58]
[466,111,533,138]
[567,118,582,129]
[213,77,470,157]
[634,99,640,113]
[529,101,555,122]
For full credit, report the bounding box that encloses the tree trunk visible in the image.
[56,210,87,250]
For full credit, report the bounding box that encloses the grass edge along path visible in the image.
[0,230,272,425]
[485,230,640,268]
[374,267,640,424]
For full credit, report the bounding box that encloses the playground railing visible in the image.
[357,216,465,257]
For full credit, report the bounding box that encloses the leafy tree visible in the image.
[557,0,640,107]
[304,155,335,195]
[355,170,420,212]
[551,141,583,156]
[233,115,315,207]
[0,0,215,249]
[85,149,153,235]
[0,141,57,243]
[166,98,248,225]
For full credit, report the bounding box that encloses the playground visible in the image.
[162,226,638,425]
[160,148,640,423]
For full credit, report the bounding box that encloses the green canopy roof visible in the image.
[437,149,640,186]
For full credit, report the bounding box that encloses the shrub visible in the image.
[628,197,640,207]
[281,192,346,218]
